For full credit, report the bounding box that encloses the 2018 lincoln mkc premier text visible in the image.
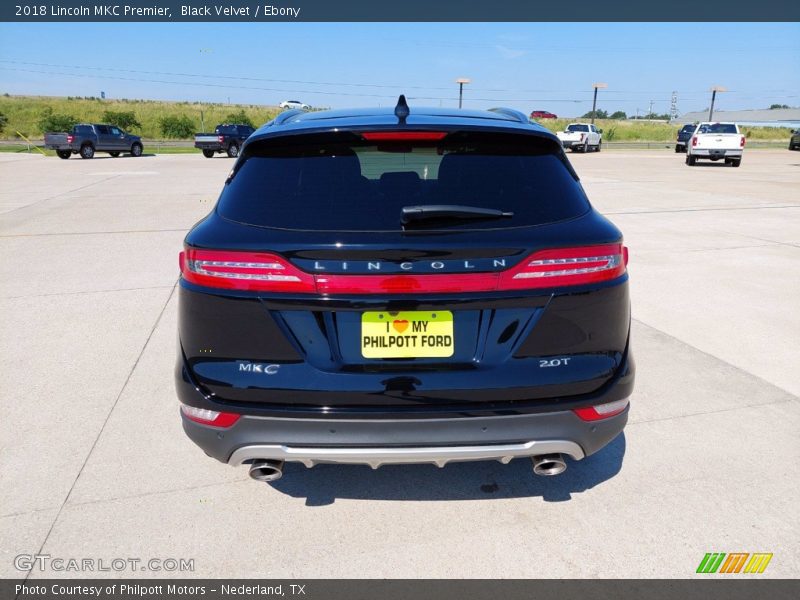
[176,97,634,482]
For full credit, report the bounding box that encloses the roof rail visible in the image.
[272,108,307,126]
[487,107,530,124]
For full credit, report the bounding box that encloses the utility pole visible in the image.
[591,83,607,123]
[648,100,654,118]
[670,91,678,120]
[709,86,727,121]
[456,78,471,109]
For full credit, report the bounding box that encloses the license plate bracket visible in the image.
[361,311,454,358]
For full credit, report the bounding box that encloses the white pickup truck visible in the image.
[685,122,745,167]
[556,123,602,153]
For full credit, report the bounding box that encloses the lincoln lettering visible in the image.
[312,259,506,272]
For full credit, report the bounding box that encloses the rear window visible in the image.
[698,123,738,134]
[567,124,589,132]
[217,132,589,231]
[680,125,696,133]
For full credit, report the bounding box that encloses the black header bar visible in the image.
[2,0,798,22]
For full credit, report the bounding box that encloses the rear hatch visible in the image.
[178,127,630,413]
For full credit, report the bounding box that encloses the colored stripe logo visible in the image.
[697,553,772,574]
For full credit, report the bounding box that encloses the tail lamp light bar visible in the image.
[180,243,627,295]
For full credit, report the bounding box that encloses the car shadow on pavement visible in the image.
[268,433,625,506]
[65,154,157,159]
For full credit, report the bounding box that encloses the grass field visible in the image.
[0,94,280,139]
[0,95,793,143]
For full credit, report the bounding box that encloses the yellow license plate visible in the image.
[361,311,454,358]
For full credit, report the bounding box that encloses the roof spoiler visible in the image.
[487,107,530,124]
[271,108,307,127]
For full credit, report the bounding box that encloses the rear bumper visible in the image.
[180,400,629,467]
[194,143,224,150]
[691,149,742,157]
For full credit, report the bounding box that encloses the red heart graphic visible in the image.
[393,320,409,333]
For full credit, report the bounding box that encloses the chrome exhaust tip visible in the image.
[248,459,284,482]
[531,454,567,476]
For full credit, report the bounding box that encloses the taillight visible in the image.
[573,398,629,421]
[361,131,447,142]
[66,134,74,144]
[218,135,225,143]
[499,243,627,290]
[740,136,746,147]
[180,243,627,295]
[180,249,316,292]
[691,137,698,147]
[180,405,240,428]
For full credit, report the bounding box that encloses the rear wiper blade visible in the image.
[401,205,513,225]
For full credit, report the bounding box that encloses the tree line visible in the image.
[33,108,255,138]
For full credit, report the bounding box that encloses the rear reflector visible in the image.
[180,243,626,295]
[573,398,629,421]
[361,131,448,141]
[180,405,240,428]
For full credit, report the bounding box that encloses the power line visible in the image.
[3,59,794,98]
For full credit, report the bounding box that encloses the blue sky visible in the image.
[0,22,798,117]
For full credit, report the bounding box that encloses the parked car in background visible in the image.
[530,110,558,119]
[789,129,800,151]
[685,122,745,167]
[44,124,143,159]
[556,123,602,152]
[194,124,255,158]
[279,100,310,110]
[176,98,634,483]
[675,124,697,153]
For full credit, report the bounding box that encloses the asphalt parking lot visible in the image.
[1,149,798,579]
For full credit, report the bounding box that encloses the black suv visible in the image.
[176,98,634,482]
[675,124,697,153]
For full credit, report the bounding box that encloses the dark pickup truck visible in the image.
[44,124,143,159]
[675,124,697,153]
[194,124,255,158]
